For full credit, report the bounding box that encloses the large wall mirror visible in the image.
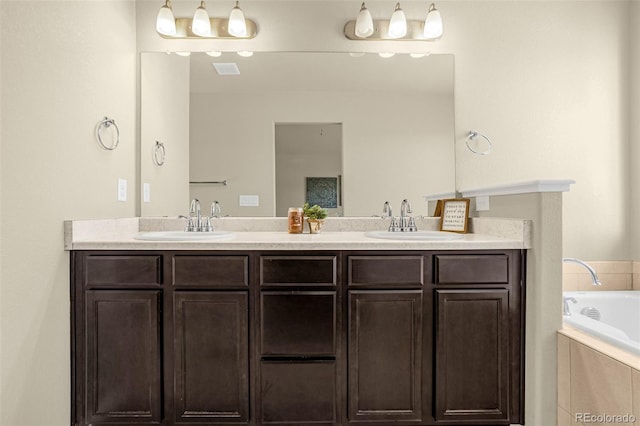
[140,51,455,218]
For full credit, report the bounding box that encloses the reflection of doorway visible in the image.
[275,123,343,217]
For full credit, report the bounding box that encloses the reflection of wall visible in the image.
[140,54,190,216]
[275,123,343,217]
[1,1,137,423]
[190,91,454,217]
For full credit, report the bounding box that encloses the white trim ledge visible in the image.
[459,179,575,198]
[422,191,457,202]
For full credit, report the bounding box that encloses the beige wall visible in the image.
[140,53,190,216]
[190,91,454,217]
[0,1,137,424]
[631,1,640,260]
[137,0,633,260]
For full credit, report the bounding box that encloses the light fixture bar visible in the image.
[158,17,258,39]
[344,19,438,41]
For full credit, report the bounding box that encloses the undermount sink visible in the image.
[364,230,464,241]
[133,231,234,241]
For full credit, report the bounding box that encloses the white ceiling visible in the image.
[189,51,453,95]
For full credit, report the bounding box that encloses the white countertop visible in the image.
[64,217,531,251]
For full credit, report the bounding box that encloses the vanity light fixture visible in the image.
[155,0,257,39]
[175,51,192,57]
[206,51,223,57]
[237,51,254,57]
[388,3,407,38]
[192,1,211,37]
[228,1,247,37]
[423,3,443,39]
[156,0,177,36]
[379,52,395,58]
[344,2,443,41]
[355,3,374,38]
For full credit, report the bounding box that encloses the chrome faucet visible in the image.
[190,198,202,231]
[562,258,602,286]
[399,199,417,232]
[386,199,418,232]
[563,296,577,316]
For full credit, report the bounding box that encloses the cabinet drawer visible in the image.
[435,254,509,284]
[260,256,337,287]
[348,255,424,287]
[261,292,336,356]
[84,255,161,287]
[260,360,336,424]
[172,255,248,287]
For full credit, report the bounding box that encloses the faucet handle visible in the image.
[178,215,195,232]
[201,217,213,232]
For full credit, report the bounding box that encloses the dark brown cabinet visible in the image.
[84,290,162,424]
[71,249,524,426]
[348,290,423,422]
[434,289,510,422]
[173,291,249,422]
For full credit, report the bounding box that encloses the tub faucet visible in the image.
[562,258,602,286]
[563,296,577,316]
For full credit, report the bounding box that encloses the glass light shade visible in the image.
[355,3,374,38]
[423,4,443,39]
[388,3,407,39]
[156,2,176,36]
[237,51,253,57]
[175,51,192,57]
[192,2,211,37]
[228,2,247,37]
[206,51,223,57]
[379,52,395,58]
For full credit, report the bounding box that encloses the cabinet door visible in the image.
[348,290,423,422]
[85,290,162,424]
[434,289,510,423]
[260,360,336,424]
[174,291,249,423]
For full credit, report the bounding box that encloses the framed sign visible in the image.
[440,198,470,233]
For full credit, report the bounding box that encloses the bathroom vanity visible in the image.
[68,220,526,426]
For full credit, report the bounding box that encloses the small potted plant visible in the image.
[303,202,328,234]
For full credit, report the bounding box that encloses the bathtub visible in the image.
[563,291,640,356]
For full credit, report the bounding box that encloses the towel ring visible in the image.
[95,117,120,150]
[466,131,493,155]
[153,141,166,166]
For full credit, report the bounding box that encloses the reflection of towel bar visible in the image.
[189,180,228,186]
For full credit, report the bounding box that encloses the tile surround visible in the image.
[558,331,640,426]
[563,260,638,291]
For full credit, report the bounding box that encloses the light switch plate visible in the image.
[239,195,259,207]
[476,195,490,211]
[143,183,151,203]
[117,178,127,202]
